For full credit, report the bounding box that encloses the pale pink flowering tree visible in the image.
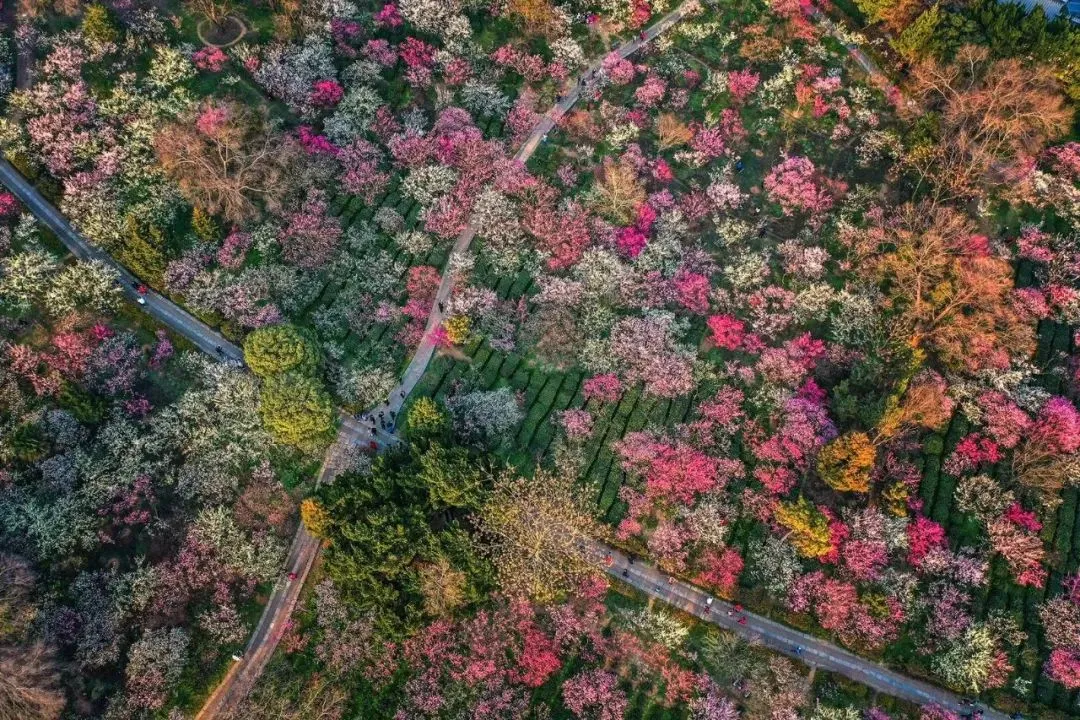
[788,571,903,650]
[987,515,1046,588]
[695,386,746,438]
[608,315,695,397]
[920,706,962,720]
[374,2,403,26]
[24,77,105,177]
[926,584,973,642]
[562,669,628,720]
[763,155,835,216]
[363,39,398,67]
[507,93,540,147]
[614,432,724,505]
[751,395,837,470]
[582,373,623,403]
[690,125,726,160]
[339,139,391,203]
[1045,142,1080,180]
[705,180,745,212]
[525,199,591,270]
[602,53,635,85]
[193,47,228,72]
[634,74,667,107]
[8,344,62,396]
[216,230,252,270]
[726,69,760,103]
[1040,581,1080,687]
[279,190,342,269]
[673,270,711,314]
[149,330,174,370]
[841,539,889,582]
[647,520,692,569]
[559,409,594,440]
[442,57,472,85]
[695,548,743,597]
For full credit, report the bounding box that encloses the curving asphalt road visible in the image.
[194,418,384,720]
[0,160,244,362]
[0,9,1012,718]
[590,544,1009,720]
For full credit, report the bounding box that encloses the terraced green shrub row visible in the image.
[917,318,1078,713]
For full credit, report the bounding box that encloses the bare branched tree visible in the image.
[155,102,301,224]
[903,46,1072,200]
[0,643,64,720]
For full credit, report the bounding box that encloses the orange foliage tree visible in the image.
[904,46,1071,199]
[506,0,566,37]
[656,114,694,150]
[817,432,876,493]
[853,202,1033,373]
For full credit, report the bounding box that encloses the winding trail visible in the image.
[375,0,694,421]
[0,8,1011,718]
[193,416,380,720]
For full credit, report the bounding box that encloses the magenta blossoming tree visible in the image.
[562,669,628,720]
[763,155,835,216]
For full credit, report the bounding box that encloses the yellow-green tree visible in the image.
[476,469,599,602]
[258,372,334,450]
[300,498,329,539]
[442,315,470,346]
[775,497,833,559]
[416,556,468,617]
[117,215,168,288]
[243,324,319,379]
[81,4,118,45]
[191,207,221,242]
[406,397,447,439]
[415,443,486,511]
[817,432,876,493]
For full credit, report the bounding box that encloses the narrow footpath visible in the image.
[195,5,697,716]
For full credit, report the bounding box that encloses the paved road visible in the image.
[0,155,351,718]
[195,420,383,720]
[0,160,244,362]
[590,544,1008,719]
